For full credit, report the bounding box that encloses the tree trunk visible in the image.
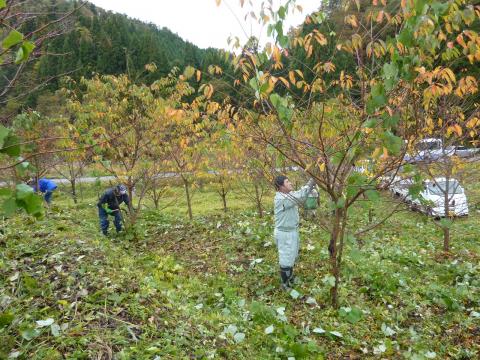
[71,178,77,204]
[254,184,263,218]
[126,177,136,225]
[328,208,346,308]
[443,227,450,252]
[221,192,227,212]
[153,187,160,210]
[443,176,450,252]
[184,178,193,220]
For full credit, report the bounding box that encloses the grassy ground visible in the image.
[0,183,479,359]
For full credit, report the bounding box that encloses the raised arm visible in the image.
[279,179,316,210]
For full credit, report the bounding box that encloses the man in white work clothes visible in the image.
[274,175,315,290]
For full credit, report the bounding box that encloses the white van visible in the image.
[391,177,468,217]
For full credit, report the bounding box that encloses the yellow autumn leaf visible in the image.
[288,71,296,84]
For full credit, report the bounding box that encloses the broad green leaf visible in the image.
[275,21,283,38]
[339,307,363,324]
[291,343,308,358]
[15,46,25,64]
[16,184,34,200]
[0,0,6,9]
[0,312,14,328]
[249,77,259,91]
[415,0,427,14]
[0,125,10,148]
[278,35,289,48]
[2,30,23,49]
[0,134,21,156]
[24,194,43,217]
[21,328,41,340]
[398,28,413,47]
[383,113,400,128]
[363,118,377,128]
[382,131,402,155]
[365,189,380,202]
[0,188,12,197]
[51,323,61,337]
[14,41,35,64]
[259,82,269,94]
[2,197,16,215]
[278,6,286,19]
[383,62,398,79]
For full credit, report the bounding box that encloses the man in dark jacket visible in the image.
[97,184,130,235]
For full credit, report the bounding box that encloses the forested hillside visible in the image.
[1,0,230,117]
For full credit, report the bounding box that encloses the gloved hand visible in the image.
[105,207,114,215]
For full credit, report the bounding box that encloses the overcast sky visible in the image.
[88,0,320,49]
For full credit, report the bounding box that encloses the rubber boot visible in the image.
[280,266,293,291]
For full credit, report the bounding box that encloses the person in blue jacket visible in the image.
[97,184,130,235]
[28,178,58,204]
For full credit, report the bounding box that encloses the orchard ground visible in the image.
[1,180,479,359]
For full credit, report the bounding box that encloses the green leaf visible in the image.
[0,188,12,197]
[2,197,17,215]
[415,0,427,14]
[0,125,10,148]
[15,46,25,64]
[0,0,6,9]
[363,118,378,128]
[383,62,398,79]
[275,21,283,38]
[15,41,35,64]
[278,35,289,48]
[339,307,363,324]
[51,323,61,337]
[278,6,286,20]
[290,343,308,358]
[382,113,400,128]
[249,77,259,91]
[259,82,269,94]
[365,189,380,202]
[398,28,413,47]
[0,312,14,328]
[25,194,43,217]
[382,131,402,156]
[16,184,34,200]
[0,134,21,156]
[21,328,41,341]
[2,30,23,49]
